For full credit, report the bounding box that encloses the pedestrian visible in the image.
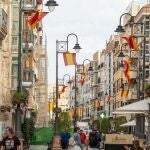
[73,127,83,150]
[80,130,86,149]
[142,141,148,150]
[89,128,101,150]
[123,144,131,150]
[1,127,21,150]
[85,131,89,150]
[132,140,144,150]
[60,128,71,150]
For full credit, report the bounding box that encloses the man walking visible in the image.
[89,128,101,150]
[1,127,21,150]
[60,128,71,150]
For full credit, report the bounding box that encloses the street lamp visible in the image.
[16,0,58,138]
[55,33,81,135]
[73,59,93,129]
[114,13,134,33]
[45,0,59,12]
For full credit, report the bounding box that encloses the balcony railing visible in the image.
[0,8,8,40]
[22,68,34,87]
[23,30,34,53]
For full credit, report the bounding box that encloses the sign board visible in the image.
[105,134,133,145]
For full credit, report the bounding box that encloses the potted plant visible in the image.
[12,92,27,105]
[145,83,150,97]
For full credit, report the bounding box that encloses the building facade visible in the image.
[0,0,11,139]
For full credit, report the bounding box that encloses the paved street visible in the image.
[30,145,104,150]
[30,145,48,150]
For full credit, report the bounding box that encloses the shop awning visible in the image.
[120,120,148,127]
[113,98,150,115]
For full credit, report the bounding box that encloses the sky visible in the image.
[43,0,147,84]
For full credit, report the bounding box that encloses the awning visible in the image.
[120,120,148,127]
[113,98,150,115]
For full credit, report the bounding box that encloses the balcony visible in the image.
[23,0,37,12]
[23,30,34,53]
[22,68,34,87]
[0,8,8,40]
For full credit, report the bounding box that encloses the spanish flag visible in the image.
[97,100,101,111]
[81,73,86,86]
[123,60,131,85]
[28,11,48,29]
[63,52,77,66]
[122,36,139,50]
[48,102,53,112]
[121,90,129,97]
[58,85,67,99]
[107,96,111,103]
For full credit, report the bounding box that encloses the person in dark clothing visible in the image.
[132,140,144,150]
[89,128,101,149]
[60,128,71,150]
[1,127,21,150]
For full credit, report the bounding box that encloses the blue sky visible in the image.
[43,0,147,84]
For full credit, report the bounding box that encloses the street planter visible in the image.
[12,92,28,106]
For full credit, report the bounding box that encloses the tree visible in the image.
[58,112,72,132]
[101,118,111,134]
[113,116,127,132]
[22,111,37,146]
[91,119,100,130]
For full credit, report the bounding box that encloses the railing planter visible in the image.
[12,92,28,106]
[145,84,150,97]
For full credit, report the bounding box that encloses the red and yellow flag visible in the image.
[123,59,131,85]
[81,73,86,86]
[63,52,77,66]
[107,96,111,103]
[28,11,48,29]
[122,36,139,50]
[97,100,101,111]
[121,90,129,97]
[58,85,68,99]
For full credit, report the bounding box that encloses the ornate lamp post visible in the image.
[73,59,93,129]
[55,33,81,134]
[16,0,58,138]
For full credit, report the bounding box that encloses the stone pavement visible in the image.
[30,145,48,150]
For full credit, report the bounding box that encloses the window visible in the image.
[11,64,18,89]
[12,7,19,20]
[12,36,18,45]
[145,70,149,78]
[145,21,150,29]
[12,21,19,34]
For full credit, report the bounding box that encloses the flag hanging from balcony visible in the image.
[58,85,68,99]
[122,36,140,50]
[121,89,129,97]
[123,59,131,85]
[28,11,48,29]
[81,72,86,86]
[63,52,77,66]
[107,96,111,103]
[97,100,101,111]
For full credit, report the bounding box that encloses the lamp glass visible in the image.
[73,43,81,53]
[48,6,55,12]
[88,66,93,72]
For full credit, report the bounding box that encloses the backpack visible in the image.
[89,132,99,147]
[80,132,86,144]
